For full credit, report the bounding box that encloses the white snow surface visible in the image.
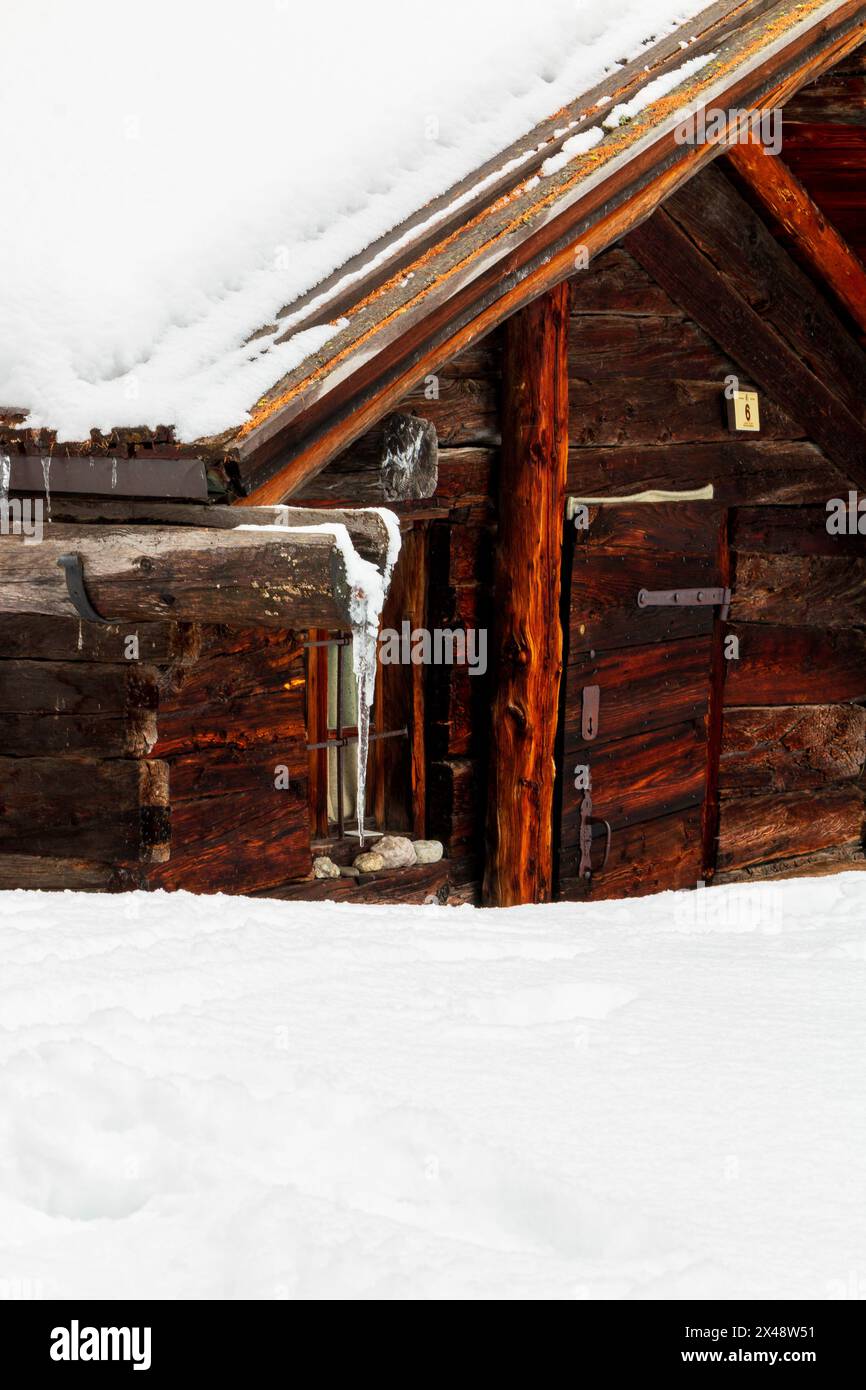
[1,873,865,1301]
[2,0,712,442]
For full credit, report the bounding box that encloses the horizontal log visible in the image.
[724,624,866,704]
[569,247,682,316]
[0,614,186,663]
[564,639,712,748]
[0,712,156,757]
[568,378,801,447]
[715,843,866,885]
[262,861,451,904]
[571,502,721,556]
[731,552,866,627]
[559,807,703,901]
[0,757,169,862]
[720,705,866,793]
[294,445,495,511]
[717,788,864,872]
[569,313,733,380]
[0,522,389,629]
[0,660,159,715]
[0,854,143,892]
[567,440,850,505]
[730,505,866,557]
[784,59,866,124]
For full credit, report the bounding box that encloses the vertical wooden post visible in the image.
[483,281,570,907]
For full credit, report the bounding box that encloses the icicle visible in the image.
[111,456,118,490]
[77,620,84,652]
[0,452,10,501]
[236,513,402,852]
[40,456,52,520]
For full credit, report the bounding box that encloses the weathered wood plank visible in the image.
[567,441,848,505]
[561,721,706,842]
[564,640,713,747]
[559,807,703,900]
[625,206,866,491]
[0,660,159,714]
[730,552,866,626]
[726,135,866,336]
[715,842,866,884]
[0,712,156,757]
[661,163,866,428]
[0,615,185,663]
[569,313,733,379]
[0,757,169,862]
[720,705,866,792]
[0,855,143,892]
[484,284,569,906]
[724,623,866,704]
[731,504,866,556]
[569,378,802,447]
[569,247,682,315]
[0,523,390,630]
[428,758,479,857]
[717,788,864,872]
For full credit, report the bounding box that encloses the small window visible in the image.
[305,631,410,842]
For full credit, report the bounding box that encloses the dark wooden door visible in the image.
[558,502,727,901]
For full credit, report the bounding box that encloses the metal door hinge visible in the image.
[637,586,731,619]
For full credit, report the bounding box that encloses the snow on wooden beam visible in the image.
[0,508,399,631]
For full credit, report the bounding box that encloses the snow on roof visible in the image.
[1,0,712,444]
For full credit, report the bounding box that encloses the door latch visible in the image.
[581,684,600,741]
[637,586,731,619]
[577,790,612,882]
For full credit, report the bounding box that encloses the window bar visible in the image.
[336,636,345,839]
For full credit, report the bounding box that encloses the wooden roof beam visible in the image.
[0,509,397,630]
[726,132,866,336]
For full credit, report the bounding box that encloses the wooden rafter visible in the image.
[231,0,866,506]
[726,132,866,334]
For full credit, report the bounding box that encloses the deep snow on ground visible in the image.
[1,0,711,440]
[1,873,865,1301]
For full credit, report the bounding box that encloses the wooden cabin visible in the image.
[1,0,865,907]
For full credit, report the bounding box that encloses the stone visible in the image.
[374,835,417,869]
[312,856,341,879]
[413,839,443,864]
[340,864,360,878]
[354,851,385,873]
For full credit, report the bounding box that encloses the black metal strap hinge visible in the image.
[638,586,731,619]
[57,553,121,625]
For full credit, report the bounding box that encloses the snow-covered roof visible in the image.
[0,0,730,442]
[2,0,861,476]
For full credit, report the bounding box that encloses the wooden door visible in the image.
[558,502,727,901]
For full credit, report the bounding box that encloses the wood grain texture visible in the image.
[560,807,703,901]
[0,524,385,630]
[563,640,713,748]
[717,788,864,871]
[484,284,569,906]
[724,623,866,704]
[625,202,866,491]
[567,440,847,505]
[0,757,169,862]
[726,135,866,335]
[720,704,866,791]
[730,551,866,626]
